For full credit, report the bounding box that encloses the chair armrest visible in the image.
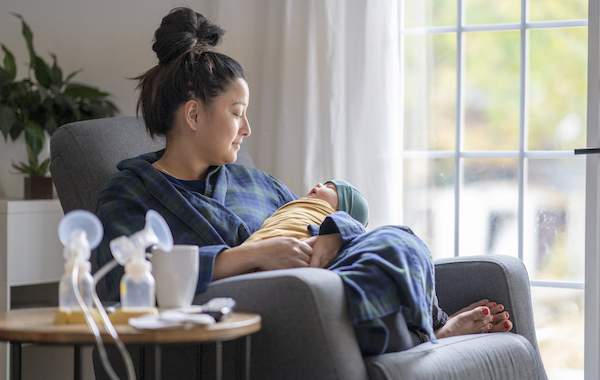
[193,268,369,380]
[434,254,546,379]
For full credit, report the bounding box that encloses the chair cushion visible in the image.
[365,333,540,380]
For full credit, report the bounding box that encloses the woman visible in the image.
[95,7,511,359]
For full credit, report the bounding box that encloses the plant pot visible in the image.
[24,176,53,200]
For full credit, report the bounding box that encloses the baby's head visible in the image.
[306,180,369,227]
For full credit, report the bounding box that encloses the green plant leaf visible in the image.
[1,45,17,80]
[49,53,63,86]
[9,120,25,140]
[64,68,82,84]
[43,117,58,136]
[54,92,78,113]
[11,13,37,71]
[0,105,17,139]
[38,157,51,175]
[37,86,48,104]
[11,156,48,177]
[0,67,12,86]
[64,83,109,99]
[2,14,120,177]
[11,161,31,175]
[34,56,51,87]
[24,120,45,159]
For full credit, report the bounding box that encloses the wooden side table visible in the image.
[0,307,261,380]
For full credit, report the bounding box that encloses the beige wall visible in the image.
[0,0,232,198]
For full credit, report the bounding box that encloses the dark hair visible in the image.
[135,7,245,138]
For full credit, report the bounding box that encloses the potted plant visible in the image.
[0,13,118,199]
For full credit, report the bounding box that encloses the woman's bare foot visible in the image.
[436,299,513,339]
[490,308,513,332]
[435,306,493,338]
[480,300,513,333]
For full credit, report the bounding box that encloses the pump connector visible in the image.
[109,210,173,317]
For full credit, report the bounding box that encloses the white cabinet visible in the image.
[0,199,64,380]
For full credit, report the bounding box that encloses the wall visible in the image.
[0,0,242,198]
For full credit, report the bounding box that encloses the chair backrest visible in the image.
[50,116,255,214]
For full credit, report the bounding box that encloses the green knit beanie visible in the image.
[325,179,369,227]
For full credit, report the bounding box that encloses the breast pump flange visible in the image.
[56,209,104,324]
[109,210,173,320]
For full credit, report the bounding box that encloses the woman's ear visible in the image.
[184,99,202,131]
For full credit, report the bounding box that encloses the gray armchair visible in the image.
[50,116,547,380]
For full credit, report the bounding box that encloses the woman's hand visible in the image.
[212,237,312,280]
[254,237,313,271]
[305,233,343,268]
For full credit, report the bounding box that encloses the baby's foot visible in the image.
[435,306,493,339]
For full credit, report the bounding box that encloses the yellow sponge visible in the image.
[54,309,103,324]
[108,308,159,324]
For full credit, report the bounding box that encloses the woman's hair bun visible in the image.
[152,7,225,65]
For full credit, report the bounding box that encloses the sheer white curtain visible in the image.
[215,0,402,228]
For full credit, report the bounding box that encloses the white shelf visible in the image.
[0,198,64,380]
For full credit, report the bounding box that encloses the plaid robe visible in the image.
[95,151,438,355]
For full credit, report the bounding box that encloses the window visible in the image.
[401,1,588,378]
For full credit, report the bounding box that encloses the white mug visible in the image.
[151,245,199,309]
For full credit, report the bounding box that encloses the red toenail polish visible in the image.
[492,303,497,307]
[504,321,510,329]
[488,324,492,329]
[482,307,489,315]
[499,305,504,311]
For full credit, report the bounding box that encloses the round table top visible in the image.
[0,308,261,345]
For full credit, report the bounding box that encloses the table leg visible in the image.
[234,336,252,380]
[243,336,251,380]
[154,345,161,380]
[215,341,223,380]
[10,343,20,380]
[73,346,81,380]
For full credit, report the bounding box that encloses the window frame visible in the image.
[400,0,592,377]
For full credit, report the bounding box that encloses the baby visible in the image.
[243,179,369,244]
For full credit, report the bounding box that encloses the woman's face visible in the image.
[198,77,251,166]
[306,182,339,210]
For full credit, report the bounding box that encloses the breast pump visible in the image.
[110,210,173,313]
[57,209,103,316]
[56,209,172,380]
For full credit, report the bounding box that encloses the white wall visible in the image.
[0,0,237,198]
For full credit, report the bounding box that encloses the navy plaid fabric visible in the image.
[95,150,437,356]
[323,215,437,355]
[95,151,298,301]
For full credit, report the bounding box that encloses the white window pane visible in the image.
[404,34,456,150]
[465,0,520,25]
[459,158,518,256]
[524,158,585,282]
[530,0,588,22]
[528,28,587,151]
[532,286,584,379]
[464,31,520,151]
[404,0,456,28]
[403,158,455,260]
